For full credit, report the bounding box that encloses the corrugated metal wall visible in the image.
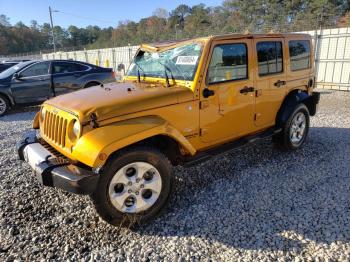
[38,26,350,91]
[297,27,350,91]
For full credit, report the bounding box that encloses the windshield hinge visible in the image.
[199,100,210,110]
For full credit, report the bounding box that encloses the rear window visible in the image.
[257,41,283,76]
[289,40,311,71]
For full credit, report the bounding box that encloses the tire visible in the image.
[273,103,310,151]
[0,95,10,117]
[84,82,100,88]
[91,146,173,228]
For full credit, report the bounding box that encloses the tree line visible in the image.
[1,0,350,55]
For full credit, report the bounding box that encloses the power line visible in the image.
[55,10,117,26]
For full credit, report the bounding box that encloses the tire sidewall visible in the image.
[283,104,310,150]
[0,95,9,116]
[92,147,173,226]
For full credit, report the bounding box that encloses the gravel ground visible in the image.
[0,91,349,261]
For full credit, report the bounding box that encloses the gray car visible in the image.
[0,60,115,116]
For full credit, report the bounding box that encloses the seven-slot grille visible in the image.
[43,111,68,147]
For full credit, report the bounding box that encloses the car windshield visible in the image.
[0,61,33,78]
[127,42,203,81]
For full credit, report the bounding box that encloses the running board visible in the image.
[182,127,282,167]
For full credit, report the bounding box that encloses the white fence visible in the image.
[3,26,350,91]
[42,45,139,79]
[303,27,350,91]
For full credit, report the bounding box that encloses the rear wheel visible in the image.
[91,146,173,228]
[0,95,10,117]
[84,82,100,88]
[273,103,310,151]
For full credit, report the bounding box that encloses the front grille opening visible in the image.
[43,111,68,147]
[39,138,71,164]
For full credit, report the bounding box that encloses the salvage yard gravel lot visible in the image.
[0,91,349,261]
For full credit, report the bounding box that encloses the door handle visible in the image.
[240,86,254,94]
[274,80,286,87]
[38,78,46,81]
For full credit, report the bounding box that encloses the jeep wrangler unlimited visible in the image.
[18,33,320,227]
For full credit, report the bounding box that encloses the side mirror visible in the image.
[13,73,20,79]
[203,88,215,98]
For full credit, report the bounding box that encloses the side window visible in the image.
[289,40,310,71]
[208,43,248,84]
[257,41,283,76]
[52,62,76,74]
[73,63,89,71]
[21,62,50,77]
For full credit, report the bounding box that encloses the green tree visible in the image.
[0,14,10,27]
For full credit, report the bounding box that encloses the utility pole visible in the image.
[49,6,57,53]
[175,24,179,40]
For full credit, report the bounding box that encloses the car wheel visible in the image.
[0,95,10,117]
[273,103,310,151]
[84,82,100,88]
[91,146,173,228]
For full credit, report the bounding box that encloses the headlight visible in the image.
[41,108,46,120]
[73,120,81,137]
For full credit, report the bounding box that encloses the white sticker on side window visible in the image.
[176,56,198,65]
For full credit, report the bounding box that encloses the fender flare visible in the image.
[276,90,319,127]
[71,116,196,168]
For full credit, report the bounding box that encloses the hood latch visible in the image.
[90,113,99,128]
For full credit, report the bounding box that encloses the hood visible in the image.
[0,76,11,85]
[45,81,194,122]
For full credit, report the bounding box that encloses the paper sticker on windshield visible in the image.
[176,56,198,65]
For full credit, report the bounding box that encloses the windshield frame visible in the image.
[125,41,204,84]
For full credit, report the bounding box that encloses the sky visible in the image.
[0,0,223,28]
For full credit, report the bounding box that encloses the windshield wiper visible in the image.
[164,69,170,87]
[134,61,146,83]
[156,60,175,87]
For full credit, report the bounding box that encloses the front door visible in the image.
[11,61,52,104]
[253,38,287,128]
[199,38,256,144]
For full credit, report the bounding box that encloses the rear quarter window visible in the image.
[289,40,311,71]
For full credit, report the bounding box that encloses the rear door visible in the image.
[253,38,287,128]
[10,61,52,103]
[52,61,90,96]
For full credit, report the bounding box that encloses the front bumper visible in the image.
[17,131,99,195]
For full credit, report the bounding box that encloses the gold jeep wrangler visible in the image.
[18,33,320,226]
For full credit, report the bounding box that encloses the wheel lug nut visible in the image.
[127,181,132,186]
[140,184,144,188]
[136,178,140,183]
[128,189,132,193]
[135,191,139,195]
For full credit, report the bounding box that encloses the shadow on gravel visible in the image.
[0,107,39,122]
[139,126,350,252]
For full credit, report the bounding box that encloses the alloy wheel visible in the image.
[0,97,7,115]
[290,112,306,145]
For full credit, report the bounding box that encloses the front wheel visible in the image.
[91,146,173,228]
[273,103,310,151]
[0,95,10,117]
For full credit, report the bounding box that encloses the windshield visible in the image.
[127,42,203,81]
[0,61,33,78]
